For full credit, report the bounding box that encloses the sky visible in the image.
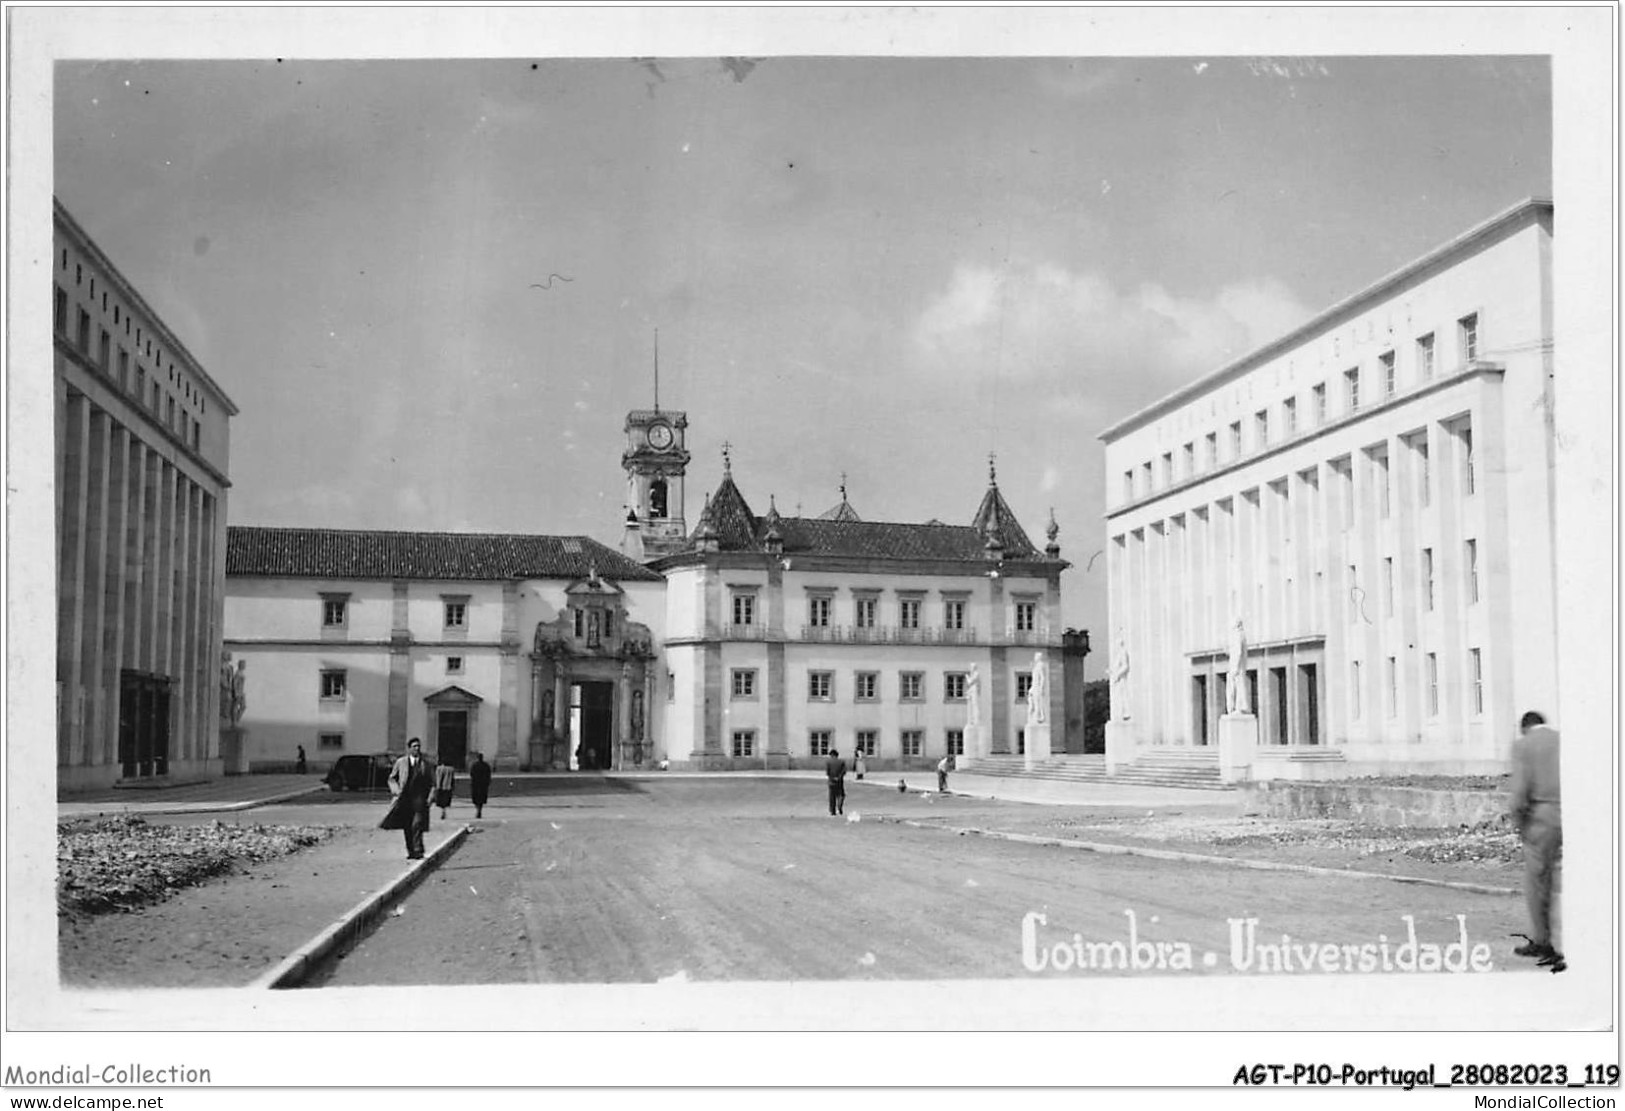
[49,38,1553,647]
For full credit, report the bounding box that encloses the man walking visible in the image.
[381,737,434,860]
[469,751,492,819]
[825,747,848,816]
[1509,711,1562,966]
[937,754,950,793]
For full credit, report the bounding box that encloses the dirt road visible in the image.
[313,779,1529,986]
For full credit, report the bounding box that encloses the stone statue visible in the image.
[1109,632,1131,720]
[964,663,982,728]
[1226,617,1250,714]
[1027,651,1049,725]
[229,659,247,725]
[220,651,235,721]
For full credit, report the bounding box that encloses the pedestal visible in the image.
[1104,718,1137,775]
[219,726,249,776]
[1024,721,1052,768]
[1218,713,1259,783]
[964,722,989,762]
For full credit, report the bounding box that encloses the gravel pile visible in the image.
[1047,814,1523,866]
[58,814,336,918]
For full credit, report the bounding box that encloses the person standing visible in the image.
[936,754,950,793]
[469,752,492,819]
[295,745,307,775]
[825,747,848,816]
[853,747,866,781]
[381,738,434,860]
[433,757,457,820]
[1508,711,1562,965]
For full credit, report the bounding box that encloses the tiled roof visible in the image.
[682,476,1048,563]
[226,527,664,582]
[817,498,862,522]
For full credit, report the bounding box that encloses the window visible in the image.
[1458,313,1479,363]
[54,285,67,333]
[1283,398,1297,436]
[1417,332,1435,379]
[1367,444,1390,519]
[446,656,464,675]
[1255,409,1269,448]
[943,599,965,631]
[117,348,129,390]
[318,733,344,750]
[1348,564,1360,622]
[854,595,878,628]
[1141,461,1153,492]
[1205,432,1218,469]
[900,671,924,701]
[946,729,965,756]
[855,730,877,757]
[1466,539,1480,603]
[1426,653,1440,716]
[1412,433,1431,507]
[78,308,91,353]
[166,396,176,430]
[1383,557,1395,617]
[1454,419,1475,495]
[1014,601,1037,633]
[1422,548,1435,612]
[320,594,349,629]
[901,729,924,758]
[1161,452,1173,486]
[1122,470,1134,501]
[732,730,756,758]
[732,591,756,626]
[1312,383,1328,424]
[1183,441,1195,475]
[444,598,468,629]
[573,608,584,638]
[808,730,832,757]
[1470,649,1484,715]
[1344,367,1360,412]
[1380,350,1396,398]
[1385,657,1398,718]
[808,671,833,700]
[99,329,111,371]
[807,595,832,628]
[854,672,879,701]
[320,669,348,699]
[1350,661,1363,719]
[898,597,921,629]
[1229,421,1243,457]
[944,672,967,701]
[731,669,757,699]
[1015,673,1033,701]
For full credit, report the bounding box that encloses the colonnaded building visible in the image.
[223,406,1073,772]
[1100,198,1555,779]
[54,200,239,790]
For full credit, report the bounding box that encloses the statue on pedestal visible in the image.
[964,663,982,728]
[1109,633,1131,720]
[1226,617,1251,715]
[1027,651,1049,725]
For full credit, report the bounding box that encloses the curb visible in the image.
[59,784,329,819]
[880,818,1519,896]
[252,824,472,989]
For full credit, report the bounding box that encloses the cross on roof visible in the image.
[721,441,733,475]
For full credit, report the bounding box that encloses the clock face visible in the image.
[647,423,674,450]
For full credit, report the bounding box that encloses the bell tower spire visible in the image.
[621,330,690,562]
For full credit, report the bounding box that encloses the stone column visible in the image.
[618,660,633,770]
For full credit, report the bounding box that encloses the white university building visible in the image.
[1099,198,1556,780]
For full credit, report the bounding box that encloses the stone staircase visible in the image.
[962,748,1231,791]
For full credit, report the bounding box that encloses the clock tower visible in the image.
[621,407,690,561]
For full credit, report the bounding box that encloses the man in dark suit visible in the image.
[825,747,847,817]
[1508,711,1562,965]
[381,737,434,859]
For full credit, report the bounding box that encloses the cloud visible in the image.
[910,260,1315,398]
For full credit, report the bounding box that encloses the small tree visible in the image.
[1082,678,1111,753]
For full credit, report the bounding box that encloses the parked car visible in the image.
[325,753,396,792]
